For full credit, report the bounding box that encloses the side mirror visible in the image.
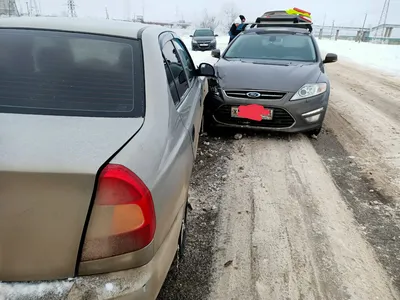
[214,34,219,37]
[198,63,215,77]
[323,53,338,64]
[211,49,221,59]
[189,35,193,37]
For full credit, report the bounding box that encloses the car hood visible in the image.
[193,36,215,42]
[215,58,321,92]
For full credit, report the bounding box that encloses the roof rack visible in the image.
[244,15,313,33]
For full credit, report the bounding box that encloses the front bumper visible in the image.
[204,86,329,133]
[0,205,183,300]
[192,42,216,51]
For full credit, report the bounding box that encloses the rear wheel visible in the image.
[177,203,188,259]
[170,200,189,274]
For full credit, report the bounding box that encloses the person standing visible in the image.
[237,15,246,30]
[229,17,244,43]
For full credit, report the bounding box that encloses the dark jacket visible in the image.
[229,23,242,38]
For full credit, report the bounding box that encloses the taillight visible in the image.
[81,164,156,262]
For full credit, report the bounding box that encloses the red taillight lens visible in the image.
[81,164,156,262]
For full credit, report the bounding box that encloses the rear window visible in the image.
[0,29,144,117]
[224,33,317,62]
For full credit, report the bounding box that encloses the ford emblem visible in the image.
[246,92,261,98]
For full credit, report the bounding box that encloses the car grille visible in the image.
[214,105,295,128]
[224,90,286,100]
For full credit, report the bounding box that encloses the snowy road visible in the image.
[158,37,400,300]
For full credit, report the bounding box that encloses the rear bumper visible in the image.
[0,206,183,300]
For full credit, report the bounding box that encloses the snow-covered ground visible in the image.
[178,32,400,77]
[317,39,400,76]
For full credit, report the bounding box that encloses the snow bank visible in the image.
[0,280,74,299]
[317,39,400,76]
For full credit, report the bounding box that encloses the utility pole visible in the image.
[330,20,335,40]
[25,1,29,15]
[322,13,326,28]
[105,6,109,19]
[319,13,327,39]
[359,12,367,42]
[18,0,22,14]
[374,0,391,39]
[67,0,77,17]
[29,0,39,16]
[142,0,144,20]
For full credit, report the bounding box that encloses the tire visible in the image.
[178,202,188,259]
[200,114,205,134]
[307,126,322,137]
[202,112,214,135]
[170,200,189,274]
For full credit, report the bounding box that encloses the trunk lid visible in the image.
[0,113,143,281]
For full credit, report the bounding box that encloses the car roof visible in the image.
[243,27,311,35]
[0,17,160,39]
[194,28,213,31]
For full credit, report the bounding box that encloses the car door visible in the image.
[155,37,195,252]
[162,40,192,147]
[171,37,206,157]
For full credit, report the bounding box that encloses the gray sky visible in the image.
[23,0,399,27]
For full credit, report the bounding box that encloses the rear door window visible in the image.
[0,29,144,117]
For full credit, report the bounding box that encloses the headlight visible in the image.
[290,83,327,101]
[211,39,216,43]
[192,40,198,44]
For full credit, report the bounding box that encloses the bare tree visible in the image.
[199,9,219,31]
[222,1,240,30]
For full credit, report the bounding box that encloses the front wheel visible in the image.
[307,126,322,137]
[202,112,214,135]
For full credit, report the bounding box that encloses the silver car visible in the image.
[0,17,215,299]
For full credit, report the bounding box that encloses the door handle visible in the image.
[191,125,195,142]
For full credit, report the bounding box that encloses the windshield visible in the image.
[194,29,214,37]
[224,33,317,62]
[0,29,144,118]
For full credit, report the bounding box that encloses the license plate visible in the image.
[231,106,273,120]
[200,44,208,46]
